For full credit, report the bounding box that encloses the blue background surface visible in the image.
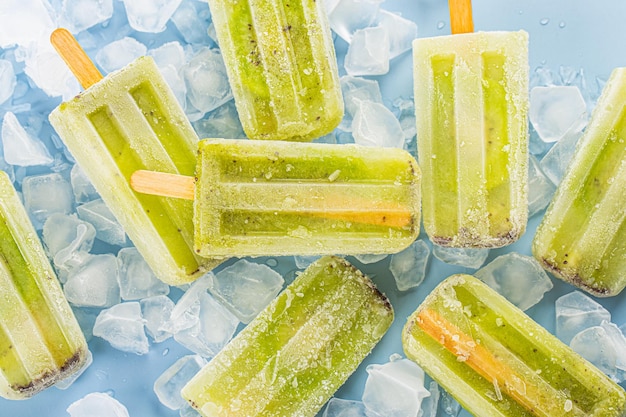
[3,0,626,416]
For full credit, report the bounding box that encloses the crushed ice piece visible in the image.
[171,0,212,45]
[0,59,16,105]
[475,252,553,311]
[528,154,556,217]
[95,37,147,74]
[530,66,557,88]
[539,129,583,186]
[569,321,626,383]
[148,42,187,107]
[0,0,55,49]
[555,290,611,345]
[362,358,430,417]
[529,86,587,143]
[55,349,93,390]
[328,0,383,43]
[344,26,390,76]
[121,0,183,33]
[22,172,73,228]
[60,0,114,33]
[117,247,170,301]
[352,99,404,148]
[323,398,368,417]
[389,239,430,291]
[439,389,461,416]
[93,302,149,355]
[353,253,387,264]
[182,48,232,120]
[162,275,212,335]
[70,163,99,204]
[77,198,129,246]
[419,381,440,417]
[193,101,246,140]
[1,111,53,166]
[393,97,417,143]
[153,355,207,410]
[64,254,121,308]
[42,213,96,271]
[209,259,284,323]
[141,295,175,343]
[375,10,417,59]
[339,75,383,131]
[294,255,322,270]
[66,392,130,417]
[432,245,489,269]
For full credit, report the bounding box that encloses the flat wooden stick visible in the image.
[131,170,195,200]
[50,28,103,89]
[449,0,474,34]
[130,170,413,227]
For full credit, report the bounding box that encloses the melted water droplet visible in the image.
[540,18,550,25]
[437,21,445,30]
[559,21,566,28]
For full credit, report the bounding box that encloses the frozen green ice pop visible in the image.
[0,171,88,399]
[533,67,626,297]
[206,0,343,141]
[402,274,626,417]
[131,139,421,258]
[414,24,529,248]
[181,256,393,417]
[48,28,221,286]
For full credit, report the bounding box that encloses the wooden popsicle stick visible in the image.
[130,170,413,227]
[50,28,103,89]
[449,0,474,34]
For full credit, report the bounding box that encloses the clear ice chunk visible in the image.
[22,172,73,228]
[77,198,129,246]
[419,381,440,417]
[339,75,383,131]
[117,247,170,301]
[1,111,53,166]
[66,392,130,417]
[182,48,232,118]
[344,26,389,76]
[208,259,284,323]
[93,302,149,355]
[439,389,461,417]
[528,154,556,217]
[323,398,368,417]
[353,253,387,264]
[539,128,583,186]
[60,0,114,33]
[475,252,553,311]
[362,357,430,417]
[153,355,207,410]
[70,163,99,204]
[192,101,245,140]
[294,255,322,270]
[327,0,383,43]
[42,213,96,271]
[351,99,405,149]
[389,239,430,291]
[529,86,587,143]
[0,59,16,105]
[555,290,611,345]
[121,0,183,33]
[375,10,417,59]
[64,254,121,308]
[432,245,489,269]
[0,0,55,49]
[95,37,148,74]
[141,295,175,343]
[171,0,212,45]
[569,321,626,383]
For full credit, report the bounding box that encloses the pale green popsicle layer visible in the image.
[403,274,626,417]
[193,139,421,257]
[414,31,529,248]
[206,0,343,141]
[49,56,222,286]
[533,67,626,296]
[0,171,88,399]
[182,256,393,417]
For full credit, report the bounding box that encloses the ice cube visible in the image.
[475,252,553,311]
[539,129,583,186]
[362,358,430,417]
[93,302,149,355]
[163,274,212,335]
[569,321,626,383]
[294,255,322,270]
[393,97,417,143]
[339,75,383,131]
[77,198,129,246]
[117,247,170,301]
[389,239,430,291]
[432,245,489,269]
[182,48,232,118]
[529,86,587,143]
[20,40,81,99]
[344,26,389,76]
[208,259,284,323]
[352,100,405,149]
[60,0,114,33]
[153,355,207,410]
[66,392,130,417]
[353,254,388,264]
[148,41,186,69]
[121,0,183,33]
[419,381,440,417]
[192,101,246,140]
[439,389,461,417]
[528,154,556,217]
[555,291,611,345]
[1,111,53,166]
[70,163,99,204]
[64,254,121,308]
[328,0,383,43]
[141,295,175,343]
[0,59,16,105]
[171,0,212,45]
[0,0,55,49]
[95,37,147,74]
[22,172,73,228]
[375,10,417,59]
[323,398,368,417]
[42,213,96,270]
